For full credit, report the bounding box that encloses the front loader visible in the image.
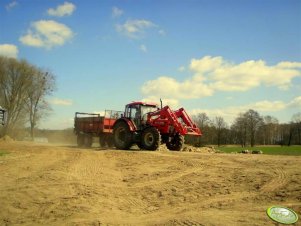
[112,102,201,151]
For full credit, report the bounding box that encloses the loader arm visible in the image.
[174,108,202,136]
[148,106,188,135]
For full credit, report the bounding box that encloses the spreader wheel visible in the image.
[84,134,92,148]
[99,135,106,147]
[77,134,84,147]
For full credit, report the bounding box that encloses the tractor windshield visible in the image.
[141,105,157,116]
[140,105,157,122]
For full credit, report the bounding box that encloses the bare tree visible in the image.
[261,115,279,145]
[195,113,210,129]
[0,57,32,135]
[244,109,263,147]
[231,113,248,147]
[292,112,301,145]
[214,116,227,146]
[193,112,214,145]
[0,56,56,138]
[25,69,55,139]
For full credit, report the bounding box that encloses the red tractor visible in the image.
[112,101,201,151]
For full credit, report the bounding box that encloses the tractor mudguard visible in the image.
[113,118,137,132]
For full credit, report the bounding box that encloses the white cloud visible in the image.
[141,75,214,101]
[112,7,123,18]
[50,98,73,106]
[276,61,301,68]
[190,56,301,91]
[178,66,185,72]
[288,96,301,108]
[142,96,179,109]
[116,19,156,39]
[47,2,76,17]
[190,56,223,74]
[140,44,147,53]
[189,96,301,123]
[0,44,18,58]
[141,56,301,105]
[245,100,287,112]
[6,1,18,11]
[158,29,166,36]
[19,20,73,49]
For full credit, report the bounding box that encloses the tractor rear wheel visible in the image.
[113,121,132,150]
[141,127,160,150]
[166,133,184,151]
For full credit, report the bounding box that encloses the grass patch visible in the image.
[216,145,301,156]
[0,150,9,157]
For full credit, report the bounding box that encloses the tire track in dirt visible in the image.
[126,151,207,189]
[132,165,205,188]
[1,143,301,225]
[260,167,288,192]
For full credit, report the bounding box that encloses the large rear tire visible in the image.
[166,133,184,151]
[113,121,132,150]
[141,127,160,151]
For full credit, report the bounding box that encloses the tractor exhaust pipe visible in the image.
[160,98,163,109]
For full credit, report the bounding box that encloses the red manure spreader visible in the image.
[74,101,201,151]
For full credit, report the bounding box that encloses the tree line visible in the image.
[192,110,301,147]
[0,56,56,138]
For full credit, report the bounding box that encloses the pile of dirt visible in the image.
[182,146,217,153]
[0,135,14,143]
[158,145,218,153]
[157,145,169,152]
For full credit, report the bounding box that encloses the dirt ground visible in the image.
[0,141,300,226]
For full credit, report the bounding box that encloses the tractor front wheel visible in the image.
[141,127,160,151]
[166,133,184,151]
[113,121,132,150]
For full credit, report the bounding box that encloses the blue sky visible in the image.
[0,0,301,129]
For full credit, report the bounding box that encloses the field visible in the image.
[0,141,301,225]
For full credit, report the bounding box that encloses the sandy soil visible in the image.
[0,141,300,226]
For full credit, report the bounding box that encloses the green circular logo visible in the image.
[267,206,299,224]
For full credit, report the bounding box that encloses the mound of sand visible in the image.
[182,146,217,153]
[158,145,217,153]
[0,135,14,143]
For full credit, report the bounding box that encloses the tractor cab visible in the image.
[124,102,158,129]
